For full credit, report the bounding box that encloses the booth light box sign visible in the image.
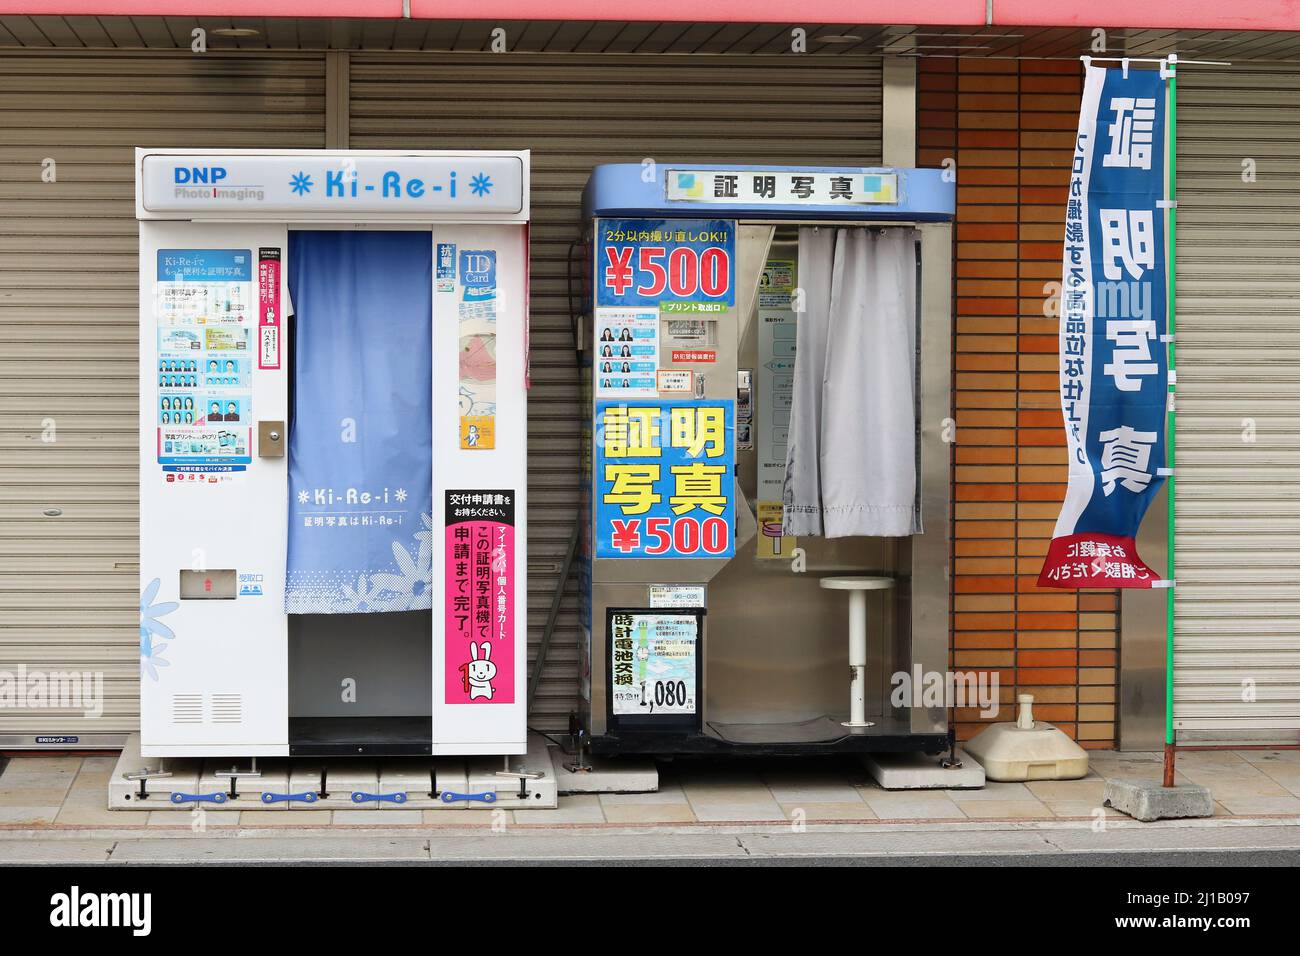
[666,169,898,205]
[594,399,735,559]
[594,218,735,401]
[140,153,525,215]
[595,219,735,309]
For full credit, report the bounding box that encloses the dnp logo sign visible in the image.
[173,165,228,185]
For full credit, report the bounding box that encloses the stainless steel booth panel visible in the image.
[586,220,952,745]
[911,222,953,736]
[701,539,901,727]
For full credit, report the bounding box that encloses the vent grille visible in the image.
[171,695,203,724]
[170,694,244,724]
[210,695,243,724]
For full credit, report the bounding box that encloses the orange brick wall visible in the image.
[918,58,1119,750]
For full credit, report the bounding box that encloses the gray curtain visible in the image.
[782,226,919,538]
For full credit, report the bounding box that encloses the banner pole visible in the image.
[1163,55,1179,787]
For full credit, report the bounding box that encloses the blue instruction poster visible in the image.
[155,249,254,476]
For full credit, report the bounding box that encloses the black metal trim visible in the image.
[589,731,949,757]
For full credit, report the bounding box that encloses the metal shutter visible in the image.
[348,52,883,731]
[1174,64,1300,739]
[0,50,327,746]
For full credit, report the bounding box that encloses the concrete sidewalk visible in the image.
[2,748,1300,863]
[6,748,1300,827]
[4,817,1300,864]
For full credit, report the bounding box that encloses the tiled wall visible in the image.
[918,58,1119,749]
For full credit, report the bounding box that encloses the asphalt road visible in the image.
[421,848,1300,866]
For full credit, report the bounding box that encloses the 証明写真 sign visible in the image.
[1039,64,1169,589]
[666,169,898,206]
[595,399,735,559]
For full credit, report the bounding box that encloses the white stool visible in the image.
[819,576,895,728]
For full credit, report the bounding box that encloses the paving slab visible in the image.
[1213,795,1300,816]
[0,807,60,825]
[1025,776,1108,802]
[947,781,1036,802]
[330,809,425,826]
[602,803,698,824]
[1174,750,1251,769]
[779,802,878,821]
[862,791,967,820]
[1179,768,1288,799]
[1239,750,1300,766]
[233,810,322,827]
[597,784,689,806]
[1042,802,1124,819]
[0,772,76,791]
[2,756,83,775]
[56,795,132,827]
[761,770,865,804]
[422,808,503,826]
[0,839,116,862]
[691,802,787,823]
[511,793,605,824]
[955,800,1055,820]
[0,787,70,807]
[147,809,243,828]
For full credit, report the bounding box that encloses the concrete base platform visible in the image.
[108,733,203,809]
[547,747,658,795]
[108,733,557,810]
[862,749,985,790]
[1104,777,1214,822]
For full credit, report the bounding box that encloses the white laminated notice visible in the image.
[648,585,705,608]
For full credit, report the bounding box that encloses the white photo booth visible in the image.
[137,149,529,760]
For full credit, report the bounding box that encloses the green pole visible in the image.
[1164,56,1179,770]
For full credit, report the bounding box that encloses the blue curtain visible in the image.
[285,231,433,614]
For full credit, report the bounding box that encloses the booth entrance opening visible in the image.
[577,165,956,756]
[137,149,530,759]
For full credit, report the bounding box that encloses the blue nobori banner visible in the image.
[1040,64,1169,589]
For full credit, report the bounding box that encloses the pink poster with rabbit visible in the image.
[445,490,516,704]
